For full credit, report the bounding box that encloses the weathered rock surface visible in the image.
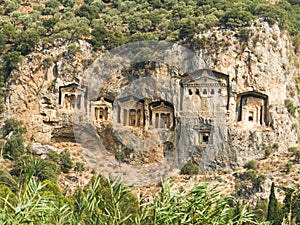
[196,20,299,165]
[5,39,93,143]
[2,21,299,184]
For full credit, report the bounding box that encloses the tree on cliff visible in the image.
[267,182,281,225]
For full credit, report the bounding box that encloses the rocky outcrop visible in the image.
[4,39,93,143]
[2,21,299,184]
[195,20,299,165]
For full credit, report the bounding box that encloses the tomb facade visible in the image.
[237,91,269,125]
[116,96,144,127]
[90,97,113,124]
[181,69,228,118]
[114,96,175,129]
[149,101,174,129]
[59,83,85,111]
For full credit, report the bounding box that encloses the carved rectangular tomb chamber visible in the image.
[199,130,210,147]
[237,91,269,125]
[181,69,228,118]
[59,83,85,111]
[116,96,144,127]
[90,97,113,123]
[150,101,174,129]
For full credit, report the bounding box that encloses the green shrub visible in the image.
[13,29,40,55]
[0,167,17,191]
[285,161,293,173]
[3,134,25,159]
[253,174,266,190]
[237,28,250,42]
[74,162,85,172]
[48,150,60,163]
[254,199,268,222]
[67,44,81,56]
[25,146,32,154]
[244,169,257,181]
[37,160,60,182]
[264,147,273,158]
[115,151,125,162]
[288,147,298,153]
[60,149,73,173]
[293,150,300,162]
[284,99,296,117]
[75,4,99,21]
[288,147,300,161]
[40,180,63,204]
[123,147,133,158]
[3,118,26,137]
[180,161,199,175]
[244,160,257,170]
[45,0,60,8]
[10,155,37,178]
[11,155,60,183]
[60,0,75,8]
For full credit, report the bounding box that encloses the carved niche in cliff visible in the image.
[193,122,213,148]
[90,97,113,124]
[115,96,175,130]
[149,101,174,129]
[237,91,269,125]
[116,96,144,127]
[58,83,85,111]
[181,69,228,118]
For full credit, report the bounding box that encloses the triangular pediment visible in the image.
[117,96,144,108]
[184,70,220,85]
[60,83,78,92]
[91,98,112,107]
[60,83,86,94]
[152,104,173,112]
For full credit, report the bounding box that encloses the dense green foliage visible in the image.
[0,0,299,53]
[235,160,266,196]
[0,173,271,225]
[2,118,27,137]
[11,154,61,183]
[2,167,298,225]
[1,119,72,183]
[3,134,25,159]
[74,161,85,172]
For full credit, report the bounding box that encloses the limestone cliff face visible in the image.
[195,20,299,165]
[3,21,299,178]
[4,39,93,143]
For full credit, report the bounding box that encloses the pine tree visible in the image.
[267,182,281,225]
